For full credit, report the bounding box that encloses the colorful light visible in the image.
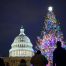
[37,6,64,63]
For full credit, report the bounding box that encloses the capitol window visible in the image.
[16,51,18,55]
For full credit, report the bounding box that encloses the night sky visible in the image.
[0,0,66,57]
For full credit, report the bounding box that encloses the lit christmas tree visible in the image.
[37,6,64,61]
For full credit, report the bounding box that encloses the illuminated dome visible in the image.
[9,26,34,57]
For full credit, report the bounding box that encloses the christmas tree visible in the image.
[37,6,64,61]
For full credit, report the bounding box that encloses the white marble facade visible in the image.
[9,26,34,57]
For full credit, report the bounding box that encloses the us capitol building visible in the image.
[2,26,34,66]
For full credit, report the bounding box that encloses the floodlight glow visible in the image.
[48,6,53,12]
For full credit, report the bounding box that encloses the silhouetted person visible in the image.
[0,58,5,66]
[19,59,26,66]
[53,41,66,66]
[6,62,9,66]
[30,50,48,66]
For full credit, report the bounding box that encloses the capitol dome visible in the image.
[9,26,34,57]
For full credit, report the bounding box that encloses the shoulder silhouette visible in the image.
[53,41,66,66]
[30,50,48,66]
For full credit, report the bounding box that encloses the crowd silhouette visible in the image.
[0,41,66,66]
[30,41,66,66]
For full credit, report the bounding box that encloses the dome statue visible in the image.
[9,26,34,57]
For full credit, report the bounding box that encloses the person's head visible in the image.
[0,58,5,66]
[56,41,62,48]
[36,50,41,55]
[19,59,26,66]
[20,59,26,63]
